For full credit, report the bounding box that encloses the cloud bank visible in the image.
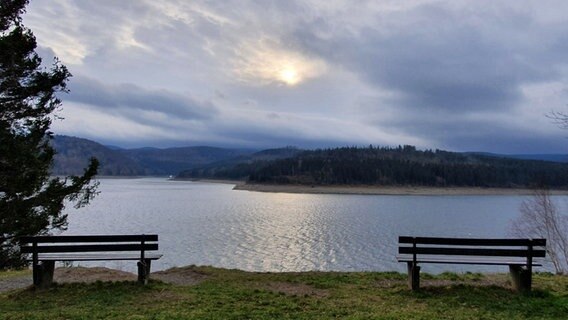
[23,0,568,153]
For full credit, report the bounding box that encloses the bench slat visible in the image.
[20,234,158,243]
[396,255,543,266]
[29,253,163,261]
[21,243,158,254]
[399,236,546,247]
[399,246,546,257]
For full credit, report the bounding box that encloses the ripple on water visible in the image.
[63,178,551,273]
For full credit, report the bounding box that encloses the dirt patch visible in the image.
[263,282,329,298]
[151,266,208,286]
[374,279,406,288]
[54,267,137,283]
[55,266,208,286]
[374,274,511,290]
[421,278,511,288]
[1,266,207,292]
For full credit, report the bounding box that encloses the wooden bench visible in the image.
[397,236,546,292]
[20,234,162,288]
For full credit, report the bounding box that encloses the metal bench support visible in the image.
[509,265,531,292]
[407,262,420,291]
[137,259,152,285]
[35,261,55,289]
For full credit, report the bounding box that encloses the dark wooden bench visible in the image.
[20,234,162,288]
[397,236,546,292]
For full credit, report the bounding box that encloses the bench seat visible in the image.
[34,253,163,261]
[397,255,542,266]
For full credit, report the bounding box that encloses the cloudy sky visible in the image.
[23,0,568,153]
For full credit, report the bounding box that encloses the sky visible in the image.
[22,0,568,153]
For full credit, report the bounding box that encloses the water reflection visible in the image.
[62,178,554,274]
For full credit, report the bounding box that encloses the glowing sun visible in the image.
[233,40,327,86]
[279,67,300,86]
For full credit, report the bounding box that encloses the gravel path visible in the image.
[0,275,32,293]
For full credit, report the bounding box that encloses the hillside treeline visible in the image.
[185,145,568,188]
[177,147,302,180]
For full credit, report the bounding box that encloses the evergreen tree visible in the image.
[0,0,99,269]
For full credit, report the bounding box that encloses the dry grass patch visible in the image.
[263,281,329,298]
[151,266,208,286]
[54,267,137,283]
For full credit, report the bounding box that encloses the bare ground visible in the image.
[0,266,208,293]
[54,267,137,283]
[0,267,512,294]
[262,282,329,298]
[151,266,208,286]
[235,183,568,196]
[0,275,32,293]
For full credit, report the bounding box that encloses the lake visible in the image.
[61,178,560,274]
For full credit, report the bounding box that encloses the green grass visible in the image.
[1,267,567,319]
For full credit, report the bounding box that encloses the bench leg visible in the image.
[34,261,55,289]
[137,259,152,285]
[509,265,532,292]
[407,262,421,291]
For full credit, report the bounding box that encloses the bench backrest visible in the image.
[20,235,159,258]
[399,236,546,261]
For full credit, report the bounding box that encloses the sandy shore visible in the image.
[175,179,568,196]
[233,183,568,196]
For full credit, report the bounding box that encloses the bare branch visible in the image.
[511,189,568,274]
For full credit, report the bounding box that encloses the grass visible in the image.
[1,267,567,319]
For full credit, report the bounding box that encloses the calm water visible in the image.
[61,178,560,273]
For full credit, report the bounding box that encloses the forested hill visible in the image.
[51,135,255,175]
[185,145,568,188]
[176,147,303,180]
[52,136,568,187]
[52,135,148,175]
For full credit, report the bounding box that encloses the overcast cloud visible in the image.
[23,0,568,153]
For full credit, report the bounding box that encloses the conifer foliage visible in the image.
[0,0,99,269]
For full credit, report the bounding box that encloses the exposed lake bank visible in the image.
[233,183,568,196]
[176,178,568,195]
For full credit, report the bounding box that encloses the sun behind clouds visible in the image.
[279,67,300,86]
[233,40,327,87]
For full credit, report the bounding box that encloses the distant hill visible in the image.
[177,147,303,180]
[186,145,568,188]
[51,136,147,176]
[51,136,568,186]
[51,136,255,176]
[119,146,254,175]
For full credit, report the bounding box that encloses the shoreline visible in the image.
[95,177,568,196]
[233,183,568,196]
[173,178,246,185]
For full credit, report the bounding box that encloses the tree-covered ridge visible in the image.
[177,147,303,180]
[52,135,147,176]
[51,135,257,176]
[190,145,568,188]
